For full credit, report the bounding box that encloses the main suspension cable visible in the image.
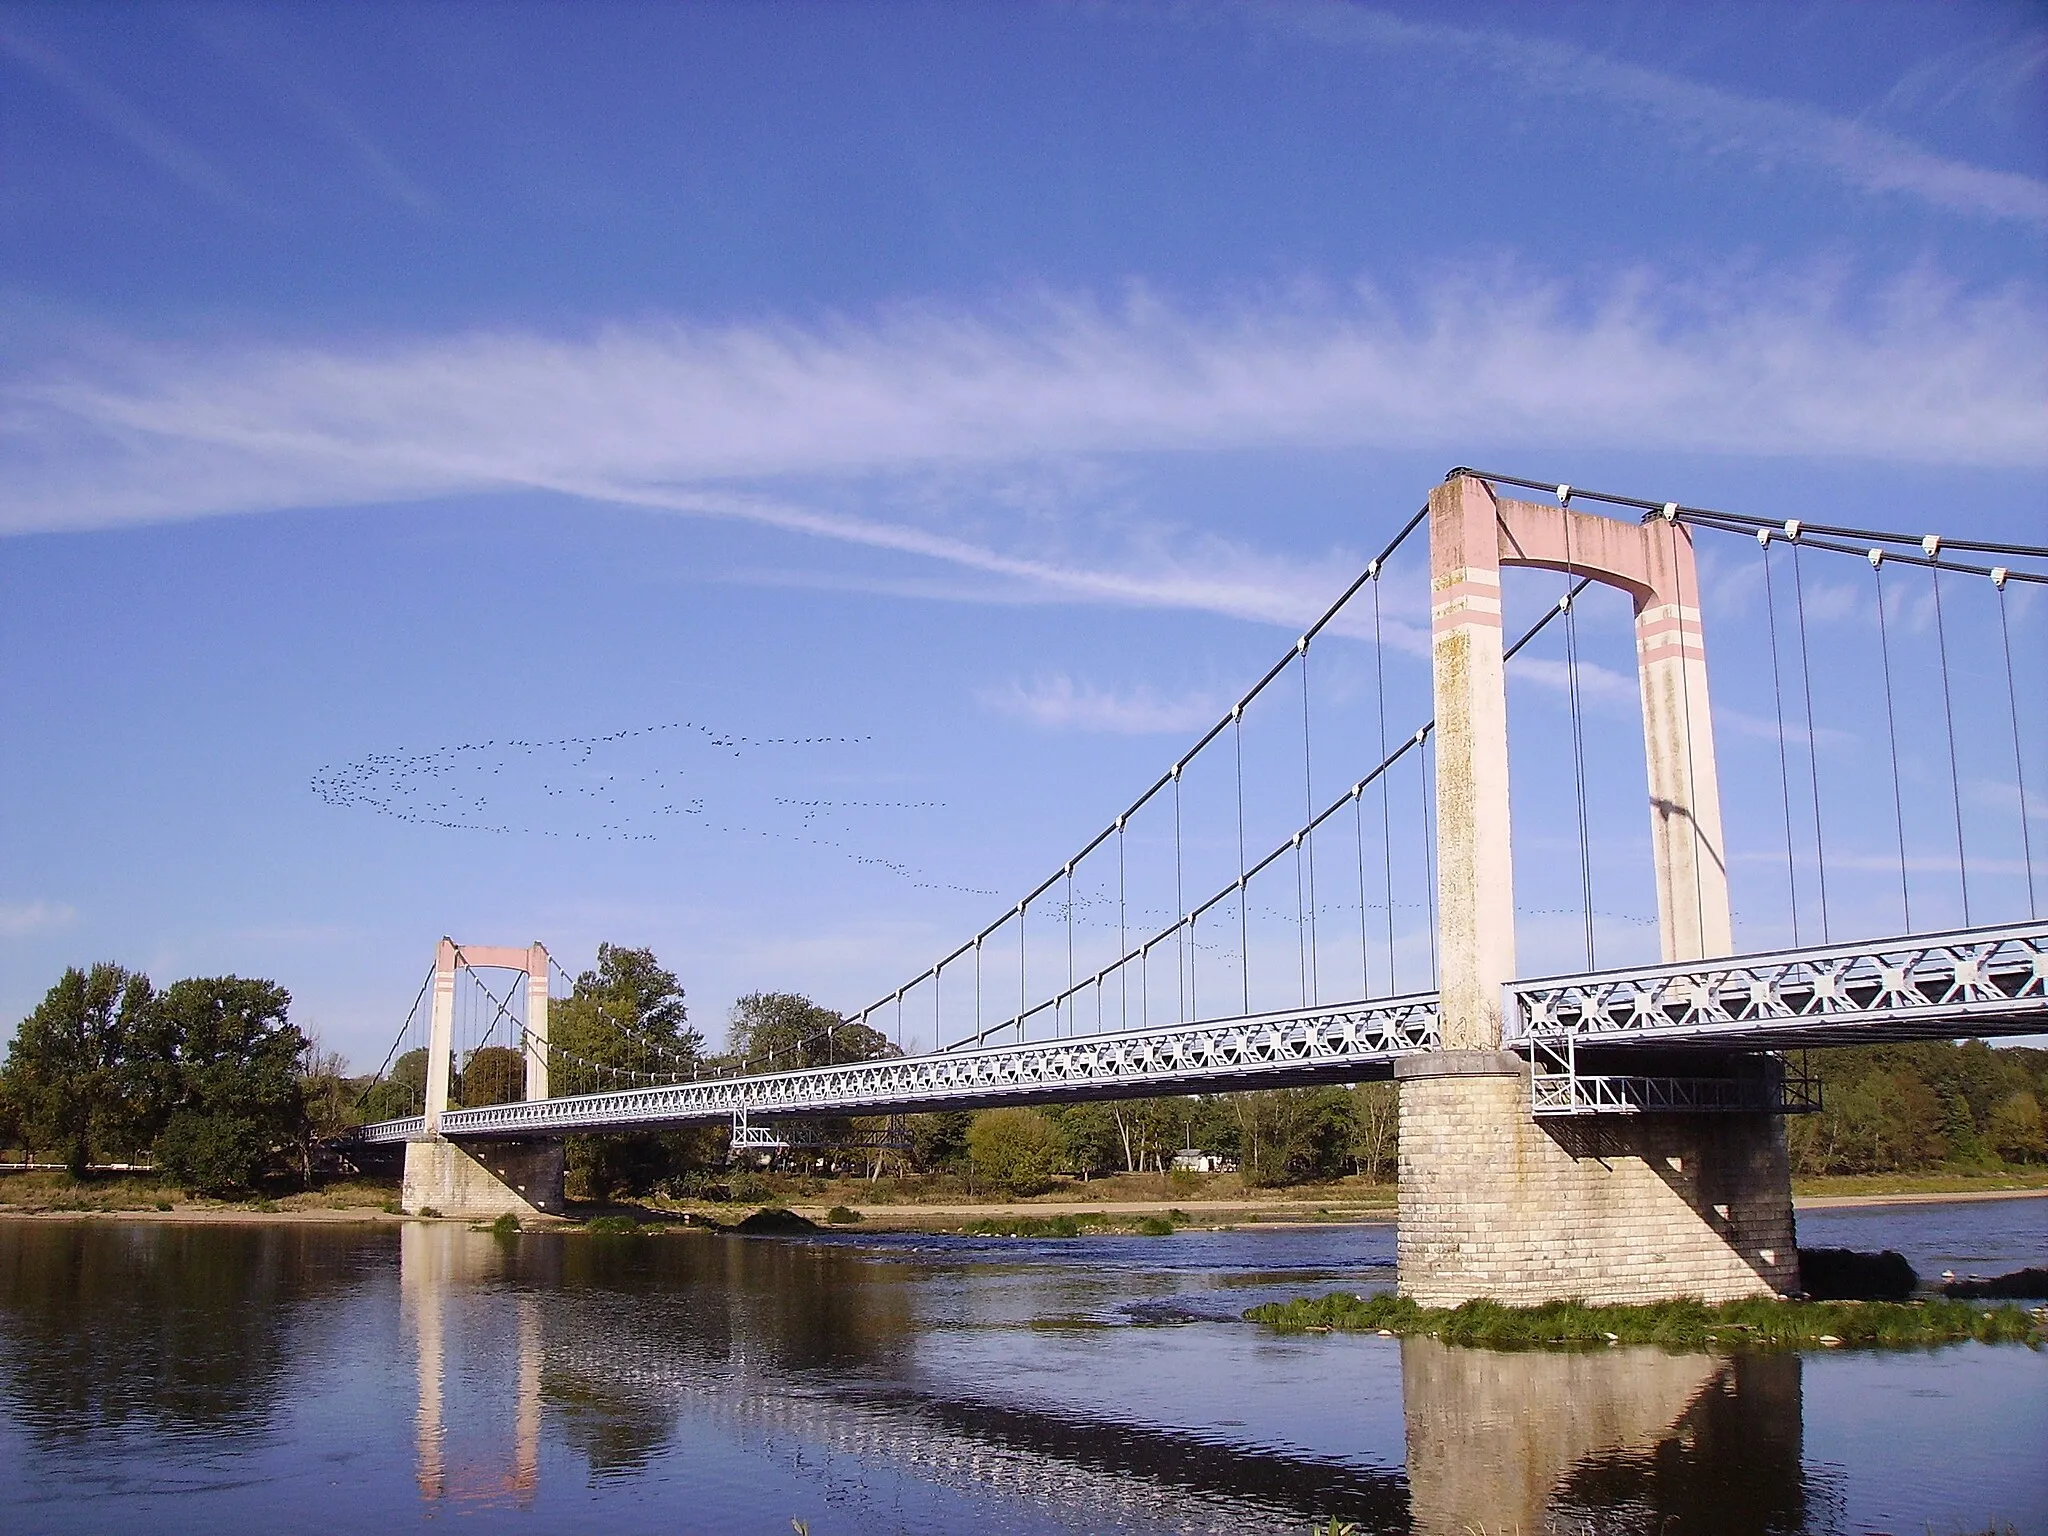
[862,501,1432,1039]
[1451,469,2048,564]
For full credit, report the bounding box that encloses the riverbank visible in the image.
[4,1167,2044,1229]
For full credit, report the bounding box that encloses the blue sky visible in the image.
[2,1,2044,1067]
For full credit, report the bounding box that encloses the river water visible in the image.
[0,1199,2042,1535]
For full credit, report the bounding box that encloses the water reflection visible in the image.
[391,1223,1809,1532]
[0,1218,2033,1533]
[1403,1340,1809,1534]
[0,1222,361,1443]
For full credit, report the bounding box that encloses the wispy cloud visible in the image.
[6,268,2042,535]
[1508,655,1639,711]
[0,24,243,209]
[0,899,78,937]
[1717,708,1857,748]
[2,268,2042,642]
[1249,2,2048,227]
[979,674,1225,734]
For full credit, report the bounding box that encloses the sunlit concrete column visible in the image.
[1427,471,1516,1051]
[423,938,459,1133]
[1636,516,1733,961]
[524,942,551,1103]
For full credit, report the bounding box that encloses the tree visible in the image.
[724,992,892,1071]
[552,944,704,1094]
[1989,1091,2046,1163]
[966,1107,1063,1192]
[357,1048,428,1124]
[461,1044,526,1107]
[1047,1102,1121,1179]
[908,1110,972,1172]
[0,1072,20,1158]
[296,1039,357,1180]
[549,944,703,1201]
[1349,1082,1399,1180]
[151,976,309,1195]
[4,964,158,1175]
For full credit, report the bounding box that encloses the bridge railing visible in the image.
[357,993,1442,1141]
[1507,920,2048,1051]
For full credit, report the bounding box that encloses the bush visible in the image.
[823,1205,864,1225]
[1800,1247,1918,1301]
[966,1107,1063,1192]
[1245,1290,2041,1349]
[730,1207,817,1234]
[154,1110,266,1195]
[585,1215,642,1235]
[964,1214,1082,1238]
[1136,1215,1175,1236]
[728,1172,770,1204]
[490,1213,521,1239]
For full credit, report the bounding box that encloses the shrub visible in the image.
[1800,1247,1917,1301]
[1136,1215,1175,1236]
[964,1214,1081,1238]
[823,1205,864,1225]
[585,1215,642,1235]
[490,1213,520,1239]
[154,1110,266,1196]
[731,1207,818,1234]
[1245,1289,2041,1349]
[966,1107,1063,1192]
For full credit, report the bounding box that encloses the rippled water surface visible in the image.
[0,1199,2042,1534]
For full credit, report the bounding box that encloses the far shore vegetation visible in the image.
[5,944,2045,1214]
[1244,1291,2045,1350]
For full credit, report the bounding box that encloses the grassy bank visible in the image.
[0,1169,400,1215]
[1245,1291,2045,1349]
[1793,1168,2048,1200]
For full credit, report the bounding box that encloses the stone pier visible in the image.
[1398,473,1796,1305]
[402,1136,566,1220]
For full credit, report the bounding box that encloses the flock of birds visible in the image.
[308,718,993,894]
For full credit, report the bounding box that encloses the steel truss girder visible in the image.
[357,995,1443,1142]
[1531,1071,1822,1117]
[1507,921,2048,1051]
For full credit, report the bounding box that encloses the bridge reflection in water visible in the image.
[398,1224,1817,1533]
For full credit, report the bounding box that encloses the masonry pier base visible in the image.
[1395,1053,1797,1306]
[403,1136,566,1220]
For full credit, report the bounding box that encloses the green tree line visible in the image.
[1784,1040,2047,1173]
[1,963,314,1192]
[12,940,2038,1201]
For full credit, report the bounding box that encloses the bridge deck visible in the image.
[355,921,2046,1143]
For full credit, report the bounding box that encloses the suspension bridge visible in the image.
[353,468,2047,1304]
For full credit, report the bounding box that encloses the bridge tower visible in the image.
[402,938,567,1219]
[1396,473,1797,1305]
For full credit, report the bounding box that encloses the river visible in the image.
[0,1198,2042,1534]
